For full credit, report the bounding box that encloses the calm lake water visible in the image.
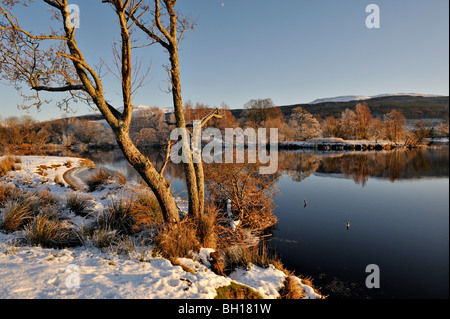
[86,147,449,299]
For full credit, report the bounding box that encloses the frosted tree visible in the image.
[384,110,406,143]
[354,102,373,140]
[288,107,321,141]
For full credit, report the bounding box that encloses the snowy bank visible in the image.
[0,155,321,299]
[0,241,320,299]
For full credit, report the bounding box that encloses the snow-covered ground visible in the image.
[0,241,292,299]
[0,155,321,299]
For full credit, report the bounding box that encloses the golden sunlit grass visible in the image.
[79,158,95,168]
[0,186,61,233]
[86,168,127,192]
[65,160,73,168]
[152,218,200,259]
[215,282,263,299]
[298,275,323,297]
[85,189,164,249]
[0,156,19,177]
[0,198,34,233]
[53,174,63,186]
[0,184,18,206]
[221,242,284,274]
[169,257,196,274]
[278,274,306,299]
[86,168,112,192]
[195,203,220,250]
[24,212,82,249]
[129,190,164,228]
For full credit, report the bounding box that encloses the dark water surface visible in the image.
[86,147,449,299]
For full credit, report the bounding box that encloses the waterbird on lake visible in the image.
[346,222,350,230]
[304,200,307,207]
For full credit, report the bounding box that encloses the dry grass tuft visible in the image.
[88,226,118,248]
[0,156,18,177]
[24,212,82,249]
[298,275,323,297]
[95,200,136,236]
[278,275,306,299]
[86,190,164,249]
[195,203,220,250]
[30,189,59,212]
[221,242,282,274]
[129,190,164,229]
[66,192,91,217]
[86,168,112,192]
[209,250,226,277]
[79,158,95,168]
[0,184,20,206]
[215,282,263,299]
[169,257,196,274]
[86,168,127,192]
[153,218,200,259]
[0,198,34,232]
[115,171,127,187]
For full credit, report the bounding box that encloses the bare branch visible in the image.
[154,0,173,44]
[31,84,85,92]
[159,139,173,176]
[186,108,223,128]
[0,7,68,41]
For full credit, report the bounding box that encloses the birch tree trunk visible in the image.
[0,0,182,223]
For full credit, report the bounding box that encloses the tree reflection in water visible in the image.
[83,147,449,188]
[279,147,449,187]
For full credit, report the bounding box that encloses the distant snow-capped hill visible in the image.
[310,95,372,104]
[371,93,444,99]
[309,93,444,104]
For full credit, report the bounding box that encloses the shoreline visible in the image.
[0,155,322,299]
[1,137,448,156]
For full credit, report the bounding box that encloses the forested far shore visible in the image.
[1,99,448,153]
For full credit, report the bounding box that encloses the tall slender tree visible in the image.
[354,102,373,140]
[0,0,215,221]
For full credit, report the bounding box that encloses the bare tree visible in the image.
[130,107,171,147]
[0,0,209,222]
[367,117,385,142]
[384,109,406,143]
[336,108,357,140]
[405,120,432,148]
[434,122,449,138]
[321,116,338,138]
[242,98,282,127]
[126,0,224,218]
[288,107,321,141]
[354,102,373,140]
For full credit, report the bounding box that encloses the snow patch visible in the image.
[0,155,323,299]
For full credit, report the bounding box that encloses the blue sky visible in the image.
[0,0,448,121]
